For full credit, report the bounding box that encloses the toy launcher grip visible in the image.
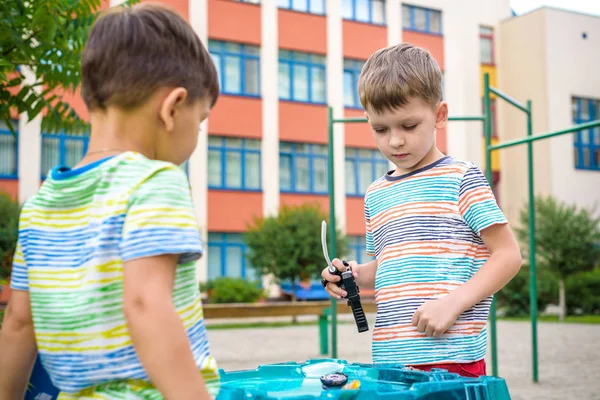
[340,261,369,333]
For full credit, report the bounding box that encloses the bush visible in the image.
[0,193,20,282]
[567,269,600,315]
[496,264,559,317]
[200,277,265,304]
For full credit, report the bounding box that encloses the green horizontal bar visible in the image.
[490,87,529,113]
[448,116,485,121]
[488,119,600,151]
[333,116,485,124]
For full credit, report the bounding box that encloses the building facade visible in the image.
[0,0,511,289]
[497,7,600,226]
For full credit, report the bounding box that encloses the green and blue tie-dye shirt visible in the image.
[10,152,219,399]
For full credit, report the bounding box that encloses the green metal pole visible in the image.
[483,73,498,377]
[327,106,338,359]
[526,100,539,383]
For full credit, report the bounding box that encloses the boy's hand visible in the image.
[321,258,359,299]
[411,296,462,338]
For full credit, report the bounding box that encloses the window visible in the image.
[572,97,600,171]
[208,136,261,190]
[41,132,89,178]
[342,0,386,25]
[209,40,260,97]
[347,235,375,264]
[280,142,328,194]
[402,4,442,35]
[480,26,494,65]
[0,122,18,179]
[344,59,365,108]
[345,148,389,195]
[278,0,325,15]
[207,233,257,280]
[279,50,326,104]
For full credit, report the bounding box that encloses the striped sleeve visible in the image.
[365,197,375,256]
[120,166,203,264]
[458,166,507,235]
[10,207,30,291]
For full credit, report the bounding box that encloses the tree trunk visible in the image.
[558,278,566,322]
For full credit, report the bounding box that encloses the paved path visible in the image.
[206,319,600,400]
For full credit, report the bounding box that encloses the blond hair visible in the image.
[358,43,442,113]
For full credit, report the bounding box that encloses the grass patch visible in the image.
[499,315,600,324]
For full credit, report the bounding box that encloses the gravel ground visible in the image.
[206,318,600,400]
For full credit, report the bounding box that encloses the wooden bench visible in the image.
[203,300,377,355]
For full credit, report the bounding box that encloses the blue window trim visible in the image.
[40,131,89,179]
[345,148,389,196]
[278,0,326,15]
[208,233,254,279]
[280,142,328,194]
[0,129,18,179]
[344,59,365,109]
[208,137,262,190]
[279,51,327,105]
[343,0,386,26]
[209,40,261,98]
[403,4,443,36]
[573,97,600,171]
[348,235,374,264]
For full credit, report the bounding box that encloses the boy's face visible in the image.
[365,97,447,173]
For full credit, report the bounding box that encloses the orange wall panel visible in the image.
[142,0,189,20]
[402,31,444,70]
[279,102,327,144]
[279,10,327,54]
[343,21,387,60]
[209,96,262,138]
[60,87,89,122]
[0,180,18,199]
[343,108,378,149]
[280,193,328,213]
[346,197,366,235]
[208,0,261,45]
[207,190,263,232]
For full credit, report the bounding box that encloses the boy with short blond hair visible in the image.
[322,43,522,377]
[0,4,220,398]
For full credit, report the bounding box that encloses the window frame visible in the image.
[572,96,600,171]
[479,26,495,65]
[207,232,254,280]
[343,0,387,26]
[347,235,375,265]
[278,0,326,15]
[402,4,443,36]
[0,127,18,179]
[279,142,329,194]
[208,40,261,98]
[343,59,365,109]
[40,131,89,179]
[279,50,327,105]
[207,136,262,191]
[345,147,389,196]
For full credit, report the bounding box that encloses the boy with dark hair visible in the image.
[322,43,522,377]
[0,4,220,398]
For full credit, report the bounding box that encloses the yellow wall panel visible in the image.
[480,65,497,99]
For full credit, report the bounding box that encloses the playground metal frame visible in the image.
[326,72,600,383]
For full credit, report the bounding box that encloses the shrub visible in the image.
[0,193,20,282]
[566,269,600,315]
[496,263,559,317]
[201,277,264,304]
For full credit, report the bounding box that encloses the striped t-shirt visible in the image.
[10,152,220,399]
[365,156,507,366]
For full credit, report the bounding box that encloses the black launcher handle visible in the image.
[334,261,369,333]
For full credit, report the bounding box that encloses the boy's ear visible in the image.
[435,101,448,130]
[159,87,188,132]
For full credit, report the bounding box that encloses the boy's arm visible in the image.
[0,290,38,398]
[123,254,211,400]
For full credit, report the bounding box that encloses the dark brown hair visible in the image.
[358,43,442,113]
[81,3,219,111]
